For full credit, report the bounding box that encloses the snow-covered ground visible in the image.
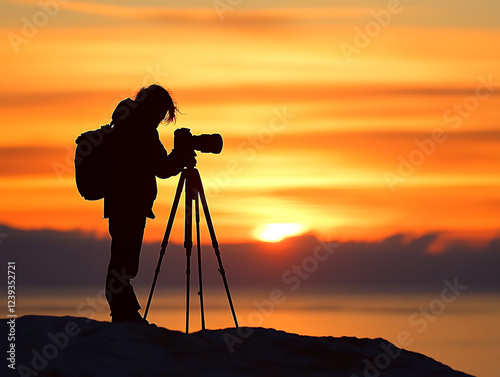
[4,315,473,377]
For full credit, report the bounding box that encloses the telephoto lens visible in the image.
[174,128,223,154]
[192,134,223,154]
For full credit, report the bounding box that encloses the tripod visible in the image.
[144,167,239,333]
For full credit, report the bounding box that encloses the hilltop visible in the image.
[4,315,473,377]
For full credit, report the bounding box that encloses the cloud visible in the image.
[4,84,499,108]
[0,146,70,177]
[1,224,498,294]
[4,0,370,24]
[178,84,500,105]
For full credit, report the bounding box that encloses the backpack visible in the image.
[74,123,115,200]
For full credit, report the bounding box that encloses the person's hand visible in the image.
[170,148,197,169]
[182,150,197,169]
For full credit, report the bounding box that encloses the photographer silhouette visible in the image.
[104,85,194,323]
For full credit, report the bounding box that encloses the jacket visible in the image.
[104,122,183,219]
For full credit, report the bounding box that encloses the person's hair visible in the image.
[135,84,179,124]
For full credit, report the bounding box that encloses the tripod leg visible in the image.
[144,171,186,320]
[184,177,194,334]
[195,194,206,330]
[195,172,239,328]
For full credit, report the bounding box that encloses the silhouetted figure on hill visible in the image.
[104,85,194,323]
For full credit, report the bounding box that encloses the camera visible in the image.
[174,128,223,154]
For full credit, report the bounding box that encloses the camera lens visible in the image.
[192,134,223,154]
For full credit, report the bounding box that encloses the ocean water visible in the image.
[14,288,500,377]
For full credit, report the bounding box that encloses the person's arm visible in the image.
[153,133,195,178]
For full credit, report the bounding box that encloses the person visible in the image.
[104,84,194,323]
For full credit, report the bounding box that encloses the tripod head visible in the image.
[184,166,203,201]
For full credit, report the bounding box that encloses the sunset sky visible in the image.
[1,0,499,247]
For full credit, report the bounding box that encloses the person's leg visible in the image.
[106,216,146,321]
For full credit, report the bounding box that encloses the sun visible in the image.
[255,223,306,242]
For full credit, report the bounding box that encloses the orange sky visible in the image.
[1,1,499,246]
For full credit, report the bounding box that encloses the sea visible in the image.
[13,288,500,377]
